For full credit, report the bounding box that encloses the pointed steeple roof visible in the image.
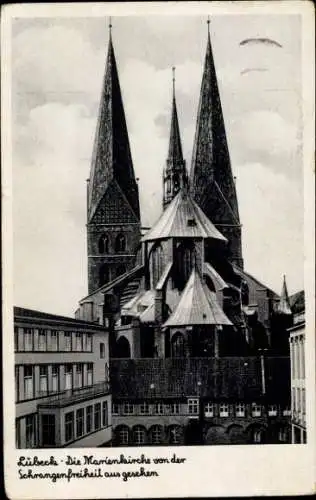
[88,25,140,222]
[168,67,184,162]
[163,67,188,209]
[278,275,292,315]
[143,189,227,243]
[163,268,232,327]
[190,20,243,265]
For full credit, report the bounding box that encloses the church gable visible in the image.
[90,179,139,225]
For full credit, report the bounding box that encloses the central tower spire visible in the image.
[190,19,243,268]
[163,67,188,209]
[86,21,141,294]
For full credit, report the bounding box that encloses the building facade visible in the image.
[289,293,306,443]
[14,307,112,448]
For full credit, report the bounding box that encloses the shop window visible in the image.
[42,414,56,446]
[76,409,84,438]
[86,405,93,434]
[25,414,36,448]
[94,403,101,430]
[102,401,108,427]
[65,412,74,443]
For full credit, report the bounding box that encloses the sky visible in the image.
[12,14,304,316]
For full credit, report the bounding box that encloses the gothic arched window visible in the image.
[176,241,195,289]
[99,264,109,287]
[115,234,126,253]
[150,243,164,288]
[171,332,185,358]
[98,234,109,254]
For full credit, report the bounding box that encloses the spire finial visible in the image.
[207,16,211,41]
[172,66,176,98]
[109,17,112,35]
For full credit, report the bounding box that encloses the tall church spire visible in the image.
[87,22,141,294]
[163,67,188,209]
[88,22,140,222]
[278,275,292,315]
[190,20,243,268]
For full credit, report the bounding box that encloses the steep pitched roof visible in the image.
[277,275,292,315]
[168,79,184,163]
[142,189,227,242]
[163,70,188,209]
[163,268,232,327]
[88,31,140,222]
[189,25,242,265]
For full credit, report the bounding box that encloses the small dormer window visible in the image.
[187,218,196,227]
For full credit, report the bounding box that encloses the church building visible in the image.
[76,21,297,446]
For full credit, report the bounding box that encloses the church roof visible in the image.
[110,356,291,402]
[163,268,232,327]
[277,275,292,315]
[142,189,227,242]
[203,262,228,291]
[168,73,184,163]
[87,30,140,222]
[189,24,242,264]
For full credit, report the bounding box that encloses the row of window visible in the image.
[16,401,109,448]
[112,401,291,418]
[98,233,126,254]
[14,327,94,353]
[290,336,305,380]
[65,401,109,443]
[15,363,95,402]
[115,424,180,446]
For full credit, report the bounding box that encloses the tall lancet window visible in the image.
[176,241,195,290]
[150,243,164,288]
[98,234,109,254]
[115,234,126,253]
[171,332,185,358]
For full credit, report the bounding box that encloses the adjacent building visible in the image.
[15,307,112,448]
[289,291,306,443]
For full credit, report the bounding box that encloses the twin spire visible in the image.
[89,17,242,265]
[87,20,140,223]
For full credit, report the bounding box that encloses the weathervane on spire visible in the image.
[109,16,112,33]
[172,66,176,97]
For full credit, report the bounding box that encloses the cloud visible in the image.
[11,17,304,315]
[236,162,303,294]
